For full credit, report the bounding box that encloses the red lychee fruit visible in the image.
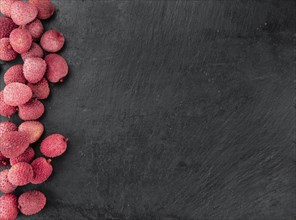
[23,57,46,83]
[40,30,64,52]
[0,0,19,17]
[9,28,32,54]
[18,121,44,143]
[0,38,17,61]
[18,99,45,121]
[45,54,68,83]
[0,121,17,137]
[40,134,68,158]
[0,193,18,220]
[0,169,17,193]
[27,78,50,100]
[0,131,30,158]
[18,190,46,215]
[3,82,32,106]
[4,64,26,85]
[0,91,17,117]
[28,0,54,20]
[0,17,18,38]
[31,157,52,184]
[8,162,34,186]
[10,1,38,25]
[10,146,35,166]
[25,19,43,40]
[21,42,44,61]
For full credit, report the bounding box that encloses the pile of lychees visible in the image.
[0,0,68,219]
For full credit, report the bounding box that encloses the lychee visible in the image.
[23,57,46,83]
[40,134,68,158]
[3,82,32,106]
[40,30,64,52]
[21,42,44,61]
[18,99,45,121]
[0,152,9,168]
[0,131,29,158]
[27,78,50,100]
[0,194,18,220]
[0,38,18,61]
[45,54,68,83]
[0,169,17,193]
[18,190,46,215]
[0,0,19,17]
[10,1,38,25]
[8,162,33,186]
[10,28,32,54]
[4,64,26,85]
[25,19,43,40]
[29,0,54,20]
[0,91,17,117]
[0,17,17,38]
[31,157,52,184]
[10,146,35,166]
[0,121,17,137]
[18,121,44,143]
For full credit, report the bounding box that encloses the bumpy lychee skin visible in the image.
[0,0,19,17]
[8,162,33,186]
[9,28,32,54]
[4,64,26,85]
[29,0,54,20]
[18,190,46,216]
[0,152,9,168]
[0,17,17,38]
[0,38,18,61]
[0,193,18,220]
[0,91,17,117]
[18,121,44,143]
[0,169,17,193]
[21,42,44,61]
[10,1,38,25]
[27,78,50,100]
[23,57,46,83]
[0,121,17,137]
[0,131,29,158]
[3,82,32,106]
[40,30,64,52]
[10,146,35,166]
[18,99,45,121]
[40,134,68,158]
[31,157,52,184]
[45,54,68,83]
[0,122,15,166]
[25,19,43,40]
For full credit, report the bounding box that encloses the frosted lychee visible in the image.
[27,78,50,100]
[40,30,64,52]
[45,54,68,83]
[40,134,68,158]
[0,38,17,61]
[18,190,46,215]
[31,157,52,184]
[10,146,35,166]
[18,99,45,121]
[10,1,38,25]
[3,82,32,106]
[4,64,26,85]
[21,42,44,61]
[18,121,44,143]
[9,28,32,54]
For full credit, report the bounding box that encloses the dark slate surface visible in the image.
[0,0,295,219]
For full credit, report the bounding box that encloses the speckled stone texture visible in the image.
[0,0,295,219]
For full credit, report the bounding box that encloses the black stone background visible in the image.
[0,0,295,219]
